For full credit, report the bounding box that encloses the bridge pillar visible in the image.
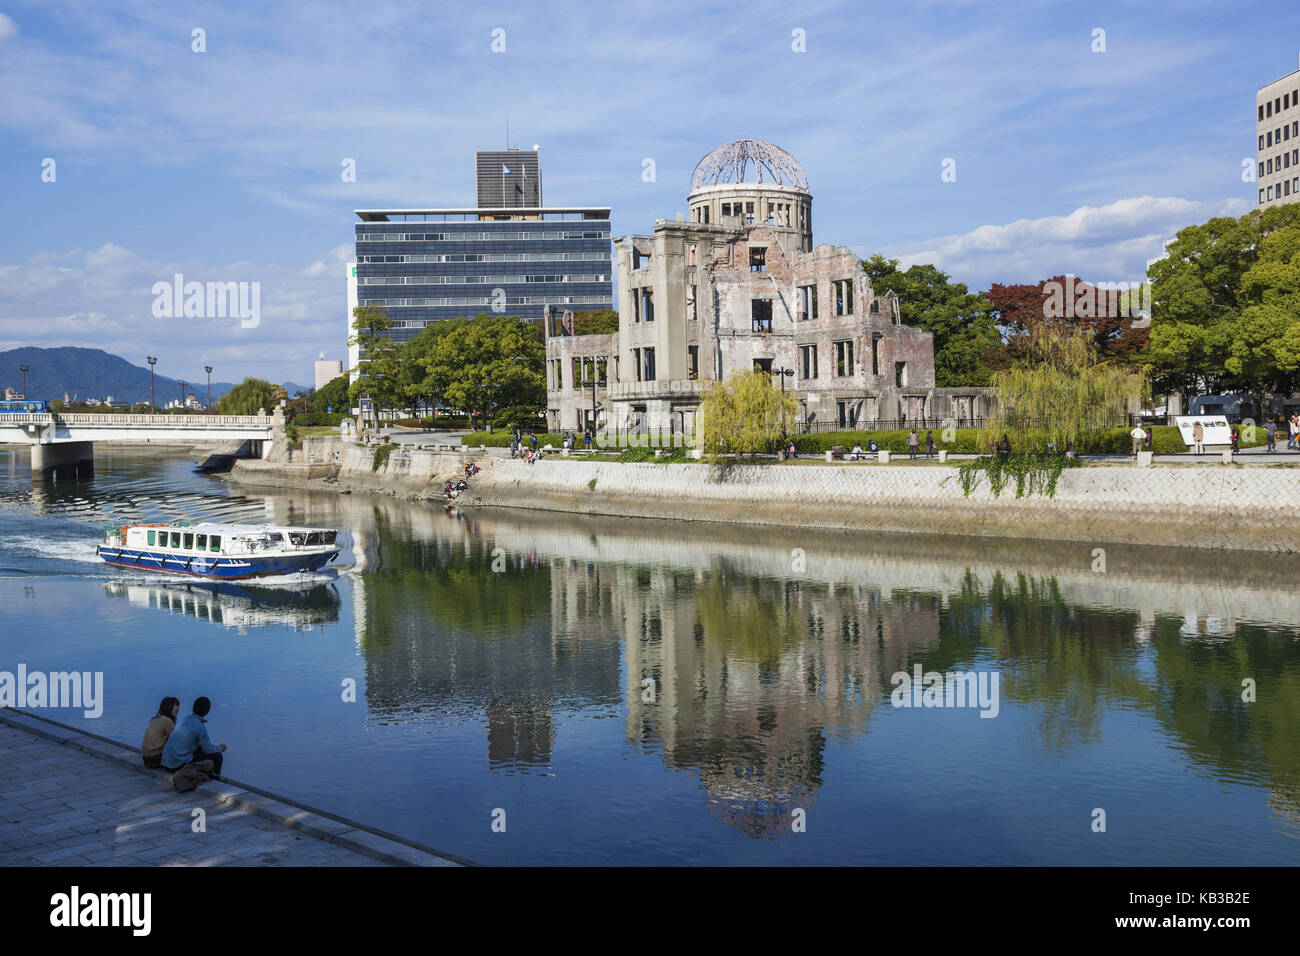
[31,442,94,481]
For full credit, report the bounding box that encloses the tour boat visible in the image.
[96,522,341,580]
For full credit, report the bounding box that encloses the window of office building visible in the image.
[1268,185,1274,200]
[835,340,854,377]
[752,299,773,333]
[1268,131,1273,146]
[800,284,818,320]
[833,279,853,316]
[1259,162,1266,178]
[799,344,818,379]
[1260,188,1266,204]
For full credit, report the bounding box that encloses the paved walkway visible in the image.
[0,710,464,867]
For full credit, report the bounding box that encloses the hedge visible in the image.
[462,430,569,448]
[789,426,1266,456]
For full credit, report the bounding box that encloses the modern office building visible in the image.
[545,139,992,436]
[1256,53,1300,209]
[315,354,344,390]
[349,148,612,373]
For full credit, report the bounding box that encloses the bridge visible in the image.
[0,412,278,479]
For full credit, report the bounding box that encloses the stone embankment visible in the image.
[226,435,1299,552]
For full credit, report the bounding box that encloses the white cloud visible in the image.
[0,13,16,46]
[0,242,352,383]
[872,195,1252,290]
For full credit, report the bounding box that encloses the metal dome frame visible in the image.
[690,140,809,191]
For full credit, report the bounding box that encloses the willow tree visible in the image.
[698,368,797,459]
[984,324,1151,451]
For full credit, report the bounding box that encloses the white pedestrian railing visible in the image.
[0,413,272,427]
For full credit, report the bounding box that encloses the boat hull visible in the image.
[96,546,339,580]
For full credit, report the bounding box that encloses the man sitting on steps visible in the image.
[161,697,227,778]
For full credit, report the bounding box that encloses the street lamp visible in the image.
[204,366,213,412]
[179,381,186,411]
[18,364,29,400]
[775,367,795,442]
[586,375,606,439]
[146,356,157,412]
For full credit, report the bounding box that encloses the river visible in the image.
[1,445,1298,865]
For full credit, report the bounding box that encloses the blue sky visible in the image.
[0,0,1296,384]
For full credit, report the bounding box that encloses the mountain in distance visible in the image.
[0,347,310,406]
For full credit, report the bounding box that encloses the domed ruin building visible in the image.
[544,139,992,437]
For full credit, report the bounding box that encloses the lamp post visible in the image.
[586,376,606,440]
[179,381,186,411]
[204,366,213,412]
[146,356,157,412]
[775,367,795,442]
[18,364,29,400]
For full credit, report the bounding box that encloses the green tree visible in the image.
[861,254,1003,386]
[986,324,1151,450]
[348,306,400,426]
[408,314,545,431]
[217,378,279,415]
[698,368,797,458]
[1144,203,1300,404]
[571,309,619,335]
[314,372,351,415]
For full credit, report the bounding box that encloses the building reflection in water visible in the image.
[291,490,1300,838]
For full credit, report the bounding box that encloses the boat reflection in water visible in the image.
[104,577,341,632]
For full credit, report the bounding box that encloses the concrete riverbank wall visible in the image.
[227,438,1300,553]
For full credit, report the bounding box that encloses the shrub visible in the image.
[463,430,565,448]
[371,443,398,471]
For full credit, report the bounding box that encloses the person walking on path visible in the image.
[161,696,227,778]
[924,430,935,458]
[1192,421,1205,456]
[1266,420,1277,453]
[1288,414,1299,450]
[1230,424,1240,455]
[907,429,920,459]
[1130,424,1146,457]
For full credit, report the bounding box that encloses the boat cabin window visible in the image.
[183,533,193,549]
[322,531,337,545]
[209,535,221,552]
[196,534,207,549]
[170,532,182,548]
[147,530,156,546]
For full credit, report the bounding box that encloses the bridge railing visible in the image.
[0,413,274,426]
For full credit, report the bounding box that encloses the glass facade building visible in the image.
[352,207,613,349]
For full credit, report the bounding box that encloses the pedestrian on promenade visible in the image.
[1288,414,1299,450]
[907,429,920,459]
[140,697,179,769]
[584,429,592,449]
[1192,421,1204,456]
[924,431,935,457]
[1266,420,1277,453]
[161,697,227,778]
[529,432,538,451]
[1230,424,1240,455]
[1130,424,1146,457]
[1144,426,1153,451]
[998,434,1011,454]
